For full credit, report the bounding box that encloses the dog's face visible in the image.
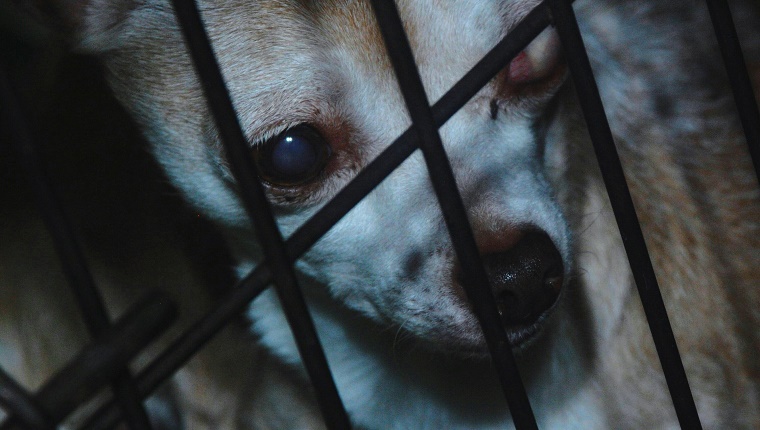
[78,0,572,354]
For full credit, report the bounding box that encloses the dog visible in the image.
[2,0,759,428]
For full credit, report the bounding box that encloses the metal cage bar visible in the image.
[547,0,702,428]
[168,0,351,428]
[706,0,760,184]
[0,63,161,430]
[368,0,538,427]
[0,295,176,430]
[79,266,271,429]
[0,368,53,430]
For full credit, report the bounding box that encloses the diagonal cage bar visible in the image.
[0,368,54,430]
[0,61,159,430]
[547,0,702,428]
[705,0,760,185]
[81,4,555,428]
[167,0,351,428]
[80,266,272,430]
[368,0,538,428]
[0,294,176,430]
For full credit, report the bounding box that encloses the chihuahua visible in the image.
[2,0,759,428]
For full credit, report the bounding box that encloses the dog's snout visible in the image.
[482,231,564,328]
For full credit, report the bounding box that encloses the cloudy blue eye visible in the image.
[253,125,331,186]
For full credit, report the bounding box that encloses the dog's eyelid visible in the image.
[250,123,301,148]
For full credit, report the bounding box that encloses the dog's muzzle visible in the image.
[465,230,564,346]
[457,230,564,347]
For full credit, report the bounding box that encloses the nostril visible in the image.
[483,231,564,327]
[496,290,533,324]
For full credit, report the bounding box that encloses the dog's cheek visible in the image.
[293,205,442,326]
[537,88,582,200]
[292,218,391,321]
[305,246,481,346]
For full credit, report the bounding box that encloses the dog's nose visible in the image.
[482,231,564,327]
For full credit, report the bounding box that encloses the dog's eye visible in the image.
[252,125,331,186]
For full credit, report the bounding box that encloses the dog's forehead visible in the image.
[192,0,529,137]
[112,0,541,155]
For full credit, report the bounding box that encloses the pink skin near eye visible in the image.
[508,28,562,84]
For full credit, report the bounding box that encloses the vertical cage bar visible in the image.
[0,63,155,430]
[368,1,538,428]
[705,0,760,184]
[547,0,703,428]
[167,0,350,428]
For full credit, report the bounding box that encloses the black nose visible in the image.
[482,231,564,327]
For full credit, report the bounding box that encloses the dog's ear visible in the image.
[15,0,136,51]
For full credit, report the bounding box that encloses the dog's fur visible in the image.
[2,0,759,428]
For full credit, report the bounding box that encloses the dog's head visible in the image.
[61,0,573,354]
